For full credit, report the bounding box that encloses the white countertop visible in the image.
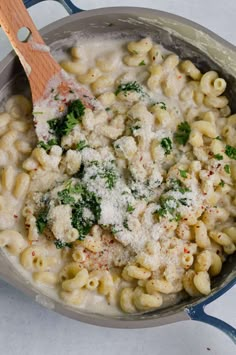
[0,1,235,354]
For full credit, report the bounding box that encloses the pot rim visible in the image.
[0,5,235,328]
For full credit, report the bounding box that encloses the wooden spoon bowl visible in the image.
[0,0,99,141]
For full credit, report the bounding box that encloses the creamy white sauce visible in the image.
[0,34,234,317]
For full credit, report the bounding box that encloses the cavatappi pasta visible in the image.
[0,36,235,315]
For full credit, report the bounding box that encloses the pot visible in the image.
[0,0,235,342]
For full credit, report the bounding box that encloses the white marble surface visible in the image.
[0,1,235,354]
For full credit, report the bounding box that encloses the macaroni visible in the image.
[0,36,234,315]
[133,286,163,311]
[33,271,58,286]
[0,230,26,255]
[120,287,136,313]
[193,271,211,295]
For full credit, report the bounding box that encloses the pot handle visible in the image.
[186,278,236,344]
[23,0,82,14]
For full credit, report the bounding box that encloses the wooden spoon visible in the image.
[0,0,99,142]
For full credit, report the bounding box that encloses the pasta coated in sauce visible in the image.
[0,36,235,315]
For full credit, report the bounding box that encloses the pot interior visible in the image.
[0,8,235,326]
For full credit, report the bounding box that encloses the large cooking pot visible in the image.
[0,0,235,342]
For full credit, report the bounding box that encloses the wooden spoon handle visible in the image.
[0,0,61,102]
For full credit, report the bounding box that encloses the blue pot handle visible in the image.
[23,0,83,14]
[186,278,236,344]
